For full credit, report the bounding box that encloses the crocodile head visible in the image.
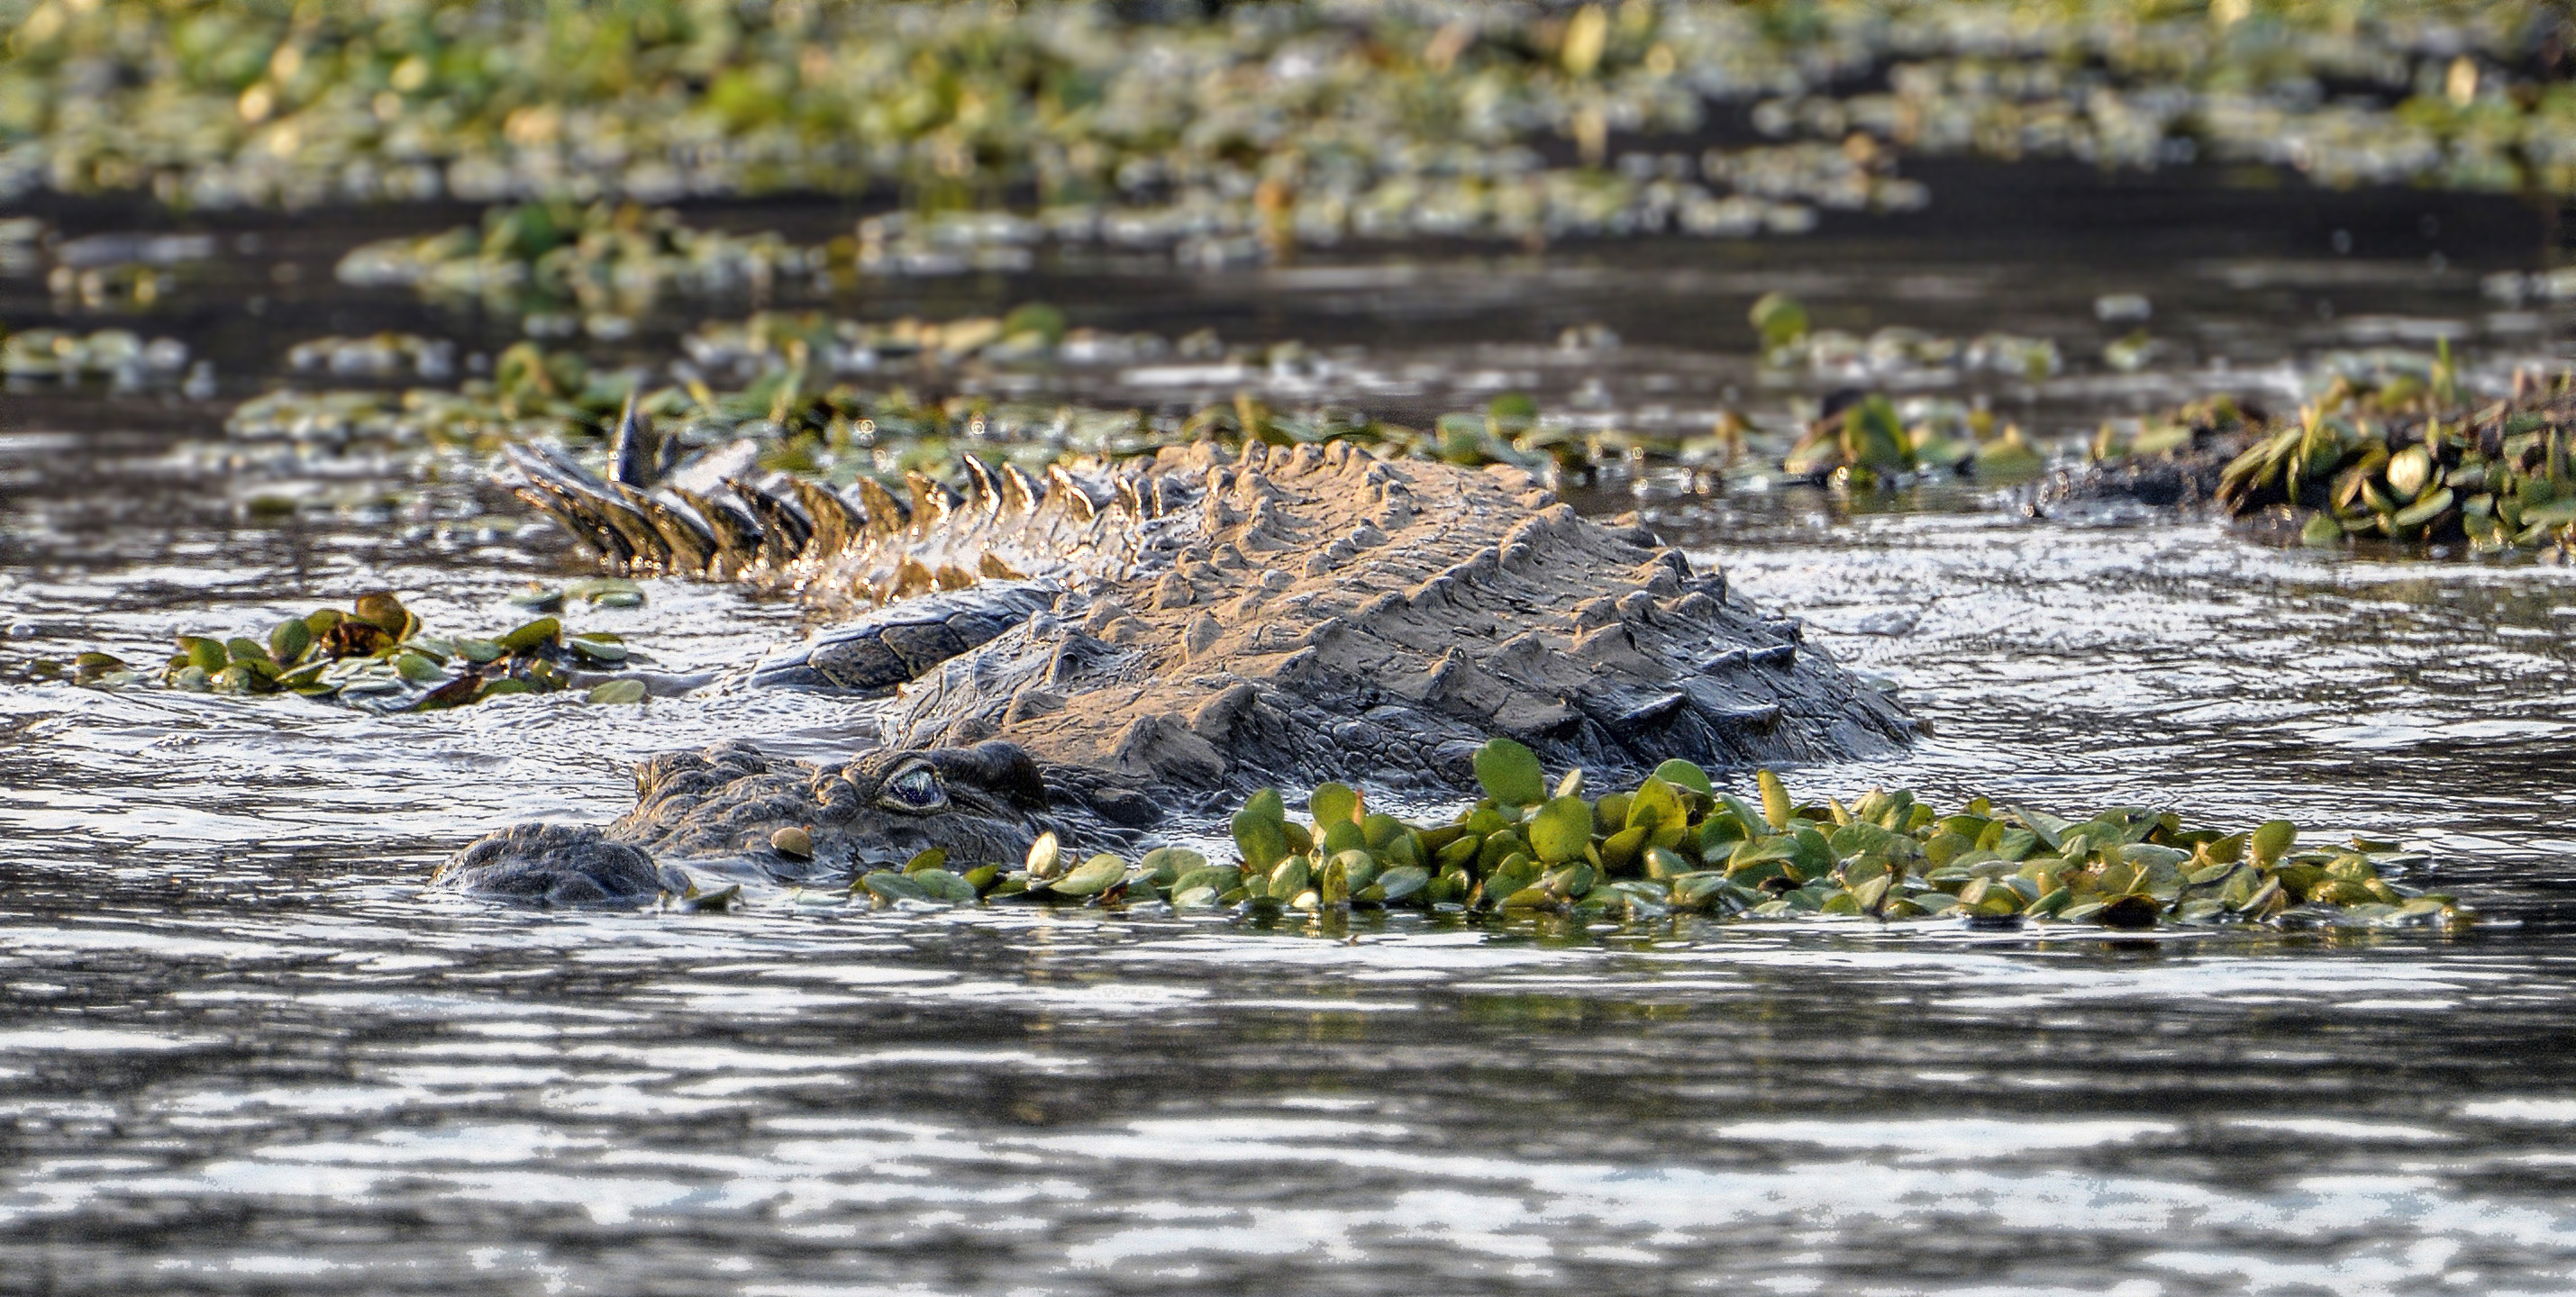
[435,739,1059,904]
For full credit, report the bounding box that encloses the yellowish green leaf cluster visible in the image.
[832,738,2468,931]
[2213,363,2576,553]
[70,593,644,713]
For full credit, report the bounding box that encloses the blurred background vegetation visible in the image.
[3,0,2571,238]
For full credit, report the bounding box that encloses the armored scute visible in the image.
[446,424,1916,902]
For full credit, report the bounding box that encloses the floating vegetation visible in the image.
[815,739,2466,931]
[2085,353,2576,555]
[1,326,196,387]
[69,593,647,713]
[336,202,827,327]
[1752,292,2066,387]
[286,332,457,382]
[5,1,2561,249]
[1780,392,2048,488]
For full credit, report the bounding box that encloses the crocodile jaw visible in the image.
[435,740,1064,904]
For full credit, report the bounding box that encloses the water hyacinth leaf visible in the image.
[1170,866,1240,899]
[1139,847,1205,885]
[1049,854,1129,898]
[1318,855,1351,905]
[1320,820,1367,857]
[1308,782,1361,828]
[584,678,647,704]
[1750,292,1809,351]
[2393,486,2454,531]
[1242,787,1287,824]
[1376,866,1430,902]
[1473,738,1546,807]
[912,869,979,903]
[2386,444,2434,502]
[175,636,228,672]
[395,651,444,683]
[904,847,949,875]
[1626,777,1689,834]
[565,632,627,663]
[1651,759,1714,795]
[860,870,930,903]
[1025,831,1062,881]
[269,617,312,665]
[2014,806,2071,850]
[1756,769,1792,830]
[496,617,561,653]
[2251,821,2298,867]
[352,592,411,635]
[1527,795,1594,864]
[1268,857,1311,902]
[1233,809,1292,871]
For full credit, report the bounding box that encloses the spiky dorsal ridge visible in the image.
[506,441,1222,607]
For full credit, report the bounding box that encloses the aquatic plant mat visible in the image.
[805,740,2466,933]
[66,591,651,712]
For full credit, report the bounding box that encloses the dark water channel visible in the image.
[3,168,2576,1294]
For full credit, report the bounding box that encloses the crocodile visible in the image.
[441,421,1916,903]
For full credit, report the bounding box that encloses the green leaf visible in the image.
[1048,854,1129,897]
[1756,769,1792,830]
[269,617,313,665]
[585,678,647,705]
[1309,782,1361,827]
[860,870,930,903]
[911,869,979,903]
[175,636,228,672]
[1749,291,1808,350]
[496,616,561,654]
[2251,820,2298,868]
[1139,847,1205,885]
[1650,759,1713,794]
[1233,810,1292,870]
[1527,794,1595,864]
[1473,738,1547,807]
[1626,776,1688,834]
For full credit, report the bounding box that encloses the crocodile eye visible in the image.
[878,763,946,813]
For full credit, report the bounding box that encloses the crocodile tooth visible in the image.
[851,475,909,541]
[1113,475,1144,522]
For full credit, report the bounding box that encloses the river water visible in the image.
[3,168,2575,1294]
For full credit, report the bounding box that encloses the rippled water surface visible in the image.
[5,173,2576,1294]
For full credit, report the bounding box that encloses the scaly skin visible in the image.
[452,435,1916,902]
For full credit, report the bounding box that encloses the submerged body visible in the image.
[446,436,1916,901]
